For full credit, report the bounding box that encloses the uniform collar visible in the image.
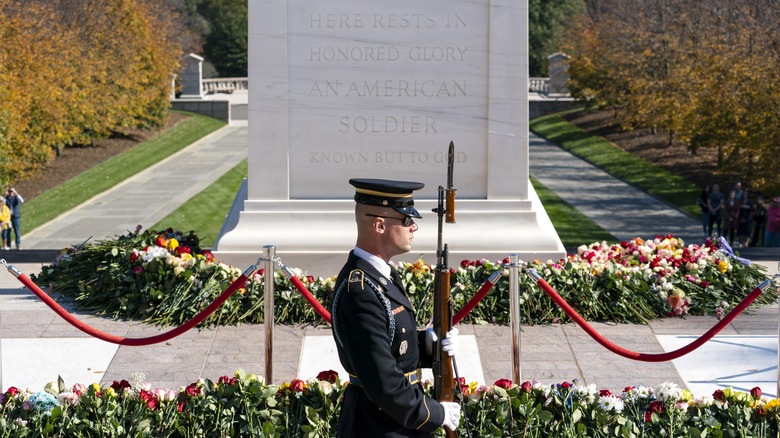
[353,246,392,280]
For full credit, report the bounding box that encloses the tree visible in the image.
[0,0,182,186]
[564,0,780,195]
[529,0,585,77]
[199,0,247,78]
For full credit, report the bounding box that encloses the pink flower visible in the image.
[751,387,762,398]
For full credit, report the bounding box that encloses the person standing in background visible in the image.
[765,196,780,248]
[0,196,11,250]
[737,190,753,247]
[722,190,740,246]
[5,187,24,249]
[697,185,711,238]
[751,196,767,247]
[707,184,725,237]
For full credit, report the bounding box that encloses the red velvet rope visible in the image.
[535,277,764,362]
[15,272,249,346]
[452,279,498,325]
[288,275,332,324]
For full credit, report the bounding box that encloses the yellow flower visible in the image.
[409,259,427,275]
[90,383,101,393]
[166,238,179,251]
[105,387,117,398]
[718,260,729,273]
[181,253,193,261]
[764,398,780,411]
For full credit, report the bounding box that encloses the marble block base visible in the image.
[213,180,564,277]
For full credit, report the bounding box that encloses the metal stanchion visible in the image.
[508,254,522,384]
[263,246,276,385]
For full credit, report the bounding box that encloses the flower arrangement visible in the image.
[32,230,776,328]
[1,371,778,437]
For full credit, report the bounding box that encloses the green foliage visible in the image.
[2,373,779,437]
[22,113,226,233]
[530,112,701,217]
[563,1,780,196]
[32,229,776,329]
[529,0,585,77]
[199,0,248,77]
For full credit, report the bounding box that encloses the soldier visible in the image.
[331,178,460,437]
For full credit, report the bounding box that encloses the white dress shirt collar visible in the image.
[353,246,392,280]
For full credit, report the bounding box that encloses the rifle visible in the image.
[432,141,457,437]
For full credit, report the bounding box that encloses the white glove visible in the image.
[440,401,461,431]
[424,327,437,355]
[442,327,459,357]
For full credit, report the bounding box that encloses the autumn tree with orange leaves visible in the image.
[565,0,780,196]
[0,0,181,186]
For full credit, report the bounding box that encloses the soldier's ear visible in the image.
[372,217,386,234]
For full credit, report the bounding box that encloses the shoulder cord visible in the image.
[332,276,395,350]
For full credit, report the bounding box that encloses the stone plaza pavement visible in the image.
[1,117,779,398]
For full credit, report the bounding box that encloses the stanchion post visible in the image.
[264,246,276,385]
[509,254,522,384]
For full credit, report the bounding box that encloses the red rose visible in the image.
[623,386,634,393]
[305,276,315,284]
[130,252,139,261]
[751,387,762,398]
[184,384,201,397]
[713,389,724,401]
[461,259,474,268]
[146,398,158,410]
[520,381,532,392]
[701,281,709,288]
[175,246,191,256]
[645,400,664,422]
[177,401,185,412]
[133,266,144,274]
[5,387,19,397]
[111,380,131,393]
[599,389,612,397]
[290,379,305,392]
[316,370,339,383]
[560,381,571,389]
[155,236,167,247]
[494,379,512,389]
[203,251,214,262]
[502,257,510,264]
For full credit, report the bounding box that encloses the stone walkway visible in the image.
[529,132,703,245]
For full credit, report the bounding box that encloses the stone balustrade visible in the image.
[529,77,550,94]
[202,78,249,94]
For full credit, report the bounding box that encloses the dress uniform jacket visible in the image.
[331,251,444,437]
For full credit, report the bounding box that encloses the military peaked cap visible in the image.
[349,178,424,218]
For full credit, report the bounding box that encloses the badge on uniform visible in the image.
[399,340,408,355]
[379,277,388,286]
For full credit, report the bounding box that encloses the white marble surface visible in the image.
[2,338,118,392]
[298,335,485,385]
[657,335,778,398]
[247,0,529,200]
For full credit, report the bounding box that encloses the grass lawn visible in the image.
[152,159,247,248]
[530,113,700,217]
[531,176,617,248]
[23,112,226,233]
